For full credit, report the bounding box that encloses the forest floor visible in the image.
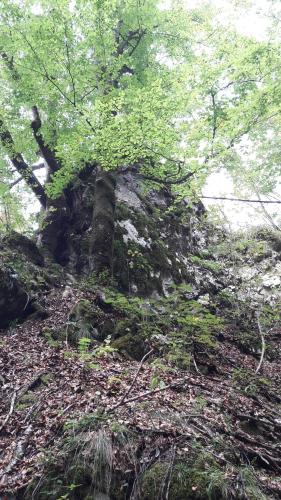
[1,287,281,499]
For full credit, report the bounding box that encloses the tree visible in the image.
[0,0,280,273]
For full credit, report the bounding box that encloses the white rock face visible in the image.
[231,253,281,305]
[262,262,281,288]
[118,220,151,248]
[162,276,174,296]
[198,293,210,305]
[116,178,144,210]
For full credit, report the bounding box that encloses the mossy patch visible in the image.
[54,299,113,347]
[141,453,266,500]
[101,287,221,364]
[190,255,223,274]
[112,333,147,360]
[141,453,228,500]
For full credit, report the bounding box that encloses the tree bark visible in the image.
[30,106,60,176]
[38,195,70,264]
[89,169,116,276]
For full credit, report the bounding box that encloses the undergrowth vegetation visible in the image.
[7,224,280,499]
[29,412,269,500]
[88,285,223,368]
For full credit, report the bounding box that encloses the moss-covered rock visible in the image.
[1,231,44,266]
[111,175,211,296]
[53,299,116,347]
[112,333,147,360]
[0,263,30,328]
[63,299,108,346]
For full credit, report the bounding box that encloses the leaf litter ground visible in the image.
[0,288,281,497]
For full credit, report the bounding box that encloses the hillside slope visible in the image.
[0,196,281,499]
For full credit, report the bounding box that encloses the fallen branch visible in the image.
[255,312,266,374]
[17,371,47,400]
[193,356,202,375]
[108,380,183,413]
[23,401,42,424]
[0,391,17,433]
[3,424,33,475]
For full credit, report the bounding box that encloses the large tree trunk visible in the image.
[38,195,70,265]
[89,169,116,276]
[38,167,116,275]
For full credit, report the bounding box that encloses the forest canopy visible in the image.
[0,0,280,228]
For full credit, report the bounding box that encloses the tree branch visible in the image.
[31,106,60,174]
[9,164,45,189]
[115,28,146,56]
[254,188,281,230]
[210,89,217,143]
[201,195,281,204]
[0,119,47,207]
[139,170,195,185]
[19,31,96,134]
[0,50,20,80]
[11,163,45,175]
[63,21,76,105]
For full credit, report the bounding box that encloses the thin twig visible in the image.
[9,163,45,187]
[139,170,195,186]
[64,21,76,105]
[193,356,202,375]
[60,402,76,415]
[117,349,153,407]
[255,312,266,374]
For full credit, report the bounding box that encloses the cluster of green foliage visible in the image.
[232,367,272,397]
[31,408,268,500]
[0,0,281,220]
[0,188,27,232]
[78,335,116,363]
[141,450,267,500]
[189,255,223,273]
[104,285,222,367]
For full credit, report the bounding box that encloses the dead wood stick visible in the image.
[23,400,42,423]
[193,356,202,375]
[61,402,76,415]
[255,312,266,374]
[4,424,33,475]
[238,443,281,470]
[117,349,153,407]
[17,371,47,399]
[0,391,17,433]
[108,380,182,413]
